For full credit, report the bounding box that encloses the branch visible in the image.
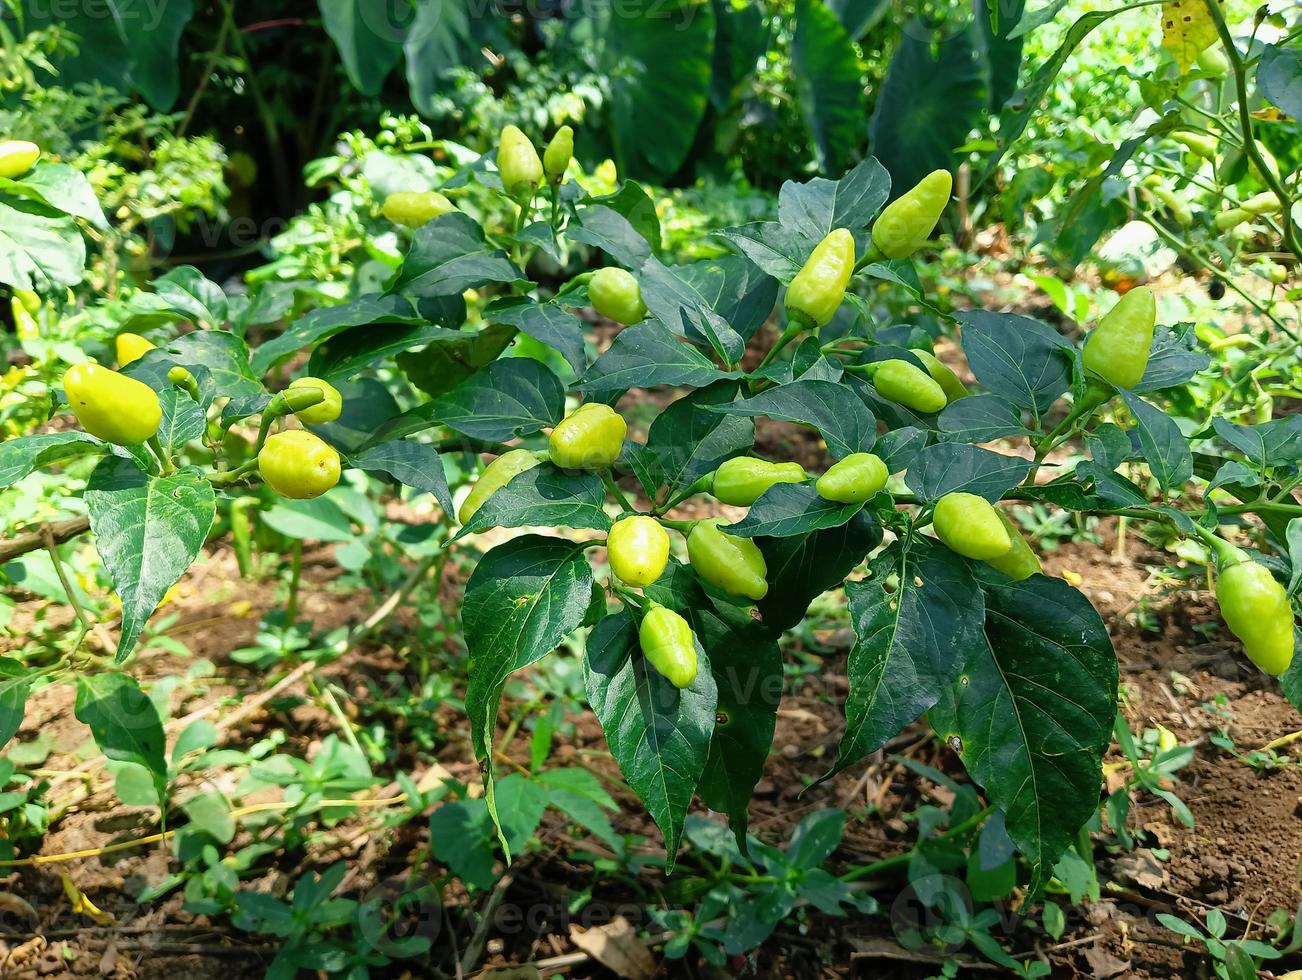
[0,517,91,565]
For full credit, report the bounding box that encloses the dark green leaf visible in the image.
[827,539,985,779]
[584,611,718,868]
[600,0,716,179]
[869,21,984,192]
[1134,323,1210,393]
[792,0,864,175]
[389,212,526,298]
[719,380,876,459]
[1212,416,1302,470]
[319,0,406,95]
[722,483,863,538]
[905,444,1032,502]
[485,297,587,375]
[74,673,167,790]
[454,465,611,540]
[0,660,31,750]
[757,512,882,632]
[86,460,216,661]
[1259,44,1302,120]
[930,571,1117,896]
[249,294,421,376]
[938,394,1034,443]
[463,537,595,845]
[955,310,1074,413]
[388,358,565,443]
[349,440,454,515]
[644,381,755,495]
[1120,391,1192,492]
[579,321,727,395]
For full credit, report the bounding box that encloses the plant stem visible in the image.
[840,806,995,883]
[602,472,635,513]
[1202,0,1299,259]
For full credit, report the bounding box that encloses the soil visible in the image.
[3,326,1301,980]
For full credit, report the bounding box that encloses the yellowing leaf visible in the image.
[1161,1,1218,72]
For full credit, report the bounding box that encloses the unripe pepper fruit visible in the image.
[382,190,455,228]
[115,332,155,367]
[872,170,953,260]
[785,228,855,329]
[0,140,40,179]
[910,349,967,403]
[983,510,1042,581]
[1173,130,1217,160]
[1240,191,1282,216]
[258,429,341,499]
[712,456,807,506]
[544,125,574,180]
[1081,285,1156,390]
[63,363,162,445]
[287,376,343,425]
[1214,208,1250,232]
[459,448,542,525]
[872,359,948,414]
[498,125,543,199]
[607,515,670,587]
[639,603,698,689]
[549,403,627,470]
[588,267,647,326]
[687,518,769,601]
[1196,45,1229,76]
[1215,555,1295,676]
[933,492,1012,561]
[816,453,888,504]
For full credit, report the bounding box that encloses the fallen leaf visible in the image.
[569,915,655,980]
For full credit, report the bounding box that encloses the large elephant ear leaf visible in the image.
[930,570,1118,897]
[600,0,717,180]
[869,18,987,193]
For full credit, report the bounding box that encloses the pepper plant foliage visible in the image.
[3,150,1298,893]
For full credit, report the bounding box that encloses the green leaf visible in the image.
[1258,44,1302,120]
[0,659,32,750]
[568,203,656,270]
[74,673,167,791]
[389,211,526,298]
[1135,323,1210,393]
[429,798,497,889]
[126,330,263,405]
[260,497,355,543]
[825,0,888,39]
[584,611,718,868]
[955,310,1074,413]
[722,483,863,538]
[349,440,454,516]
[463,537,596,849]
[579,321,726,396]
[393,322,517,399]
[600,0,717,179]
[249,295,421,376]
[792,0,864,175]
[756,512,881,632]
[484,297,587,375]
[155,390,206,458]
[673,255,778,343]
[870,20,984,192]
[905,443,1032,502]
[643,381,755,496]
[404,0,475,115]
[0,195,85,291]
[637,258,746,364]
[0,432,104,489]
[0,163,106,227]
[183,791,236,843]
[313,322,466,383]
[150,266,228,328]
[125,0,194,109]
[85,459,216,661]
[319,0,406,95]
[394,358,565,443]
[1119,391,1192,492]
[827,538,986,779]
[1212,416,1302,471]
[694,606,781,845]
[786,808,845,869]
[718,380,877,459]
[454,465,612,540]
[939,394,1035,443]
[929,571,1118,896]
